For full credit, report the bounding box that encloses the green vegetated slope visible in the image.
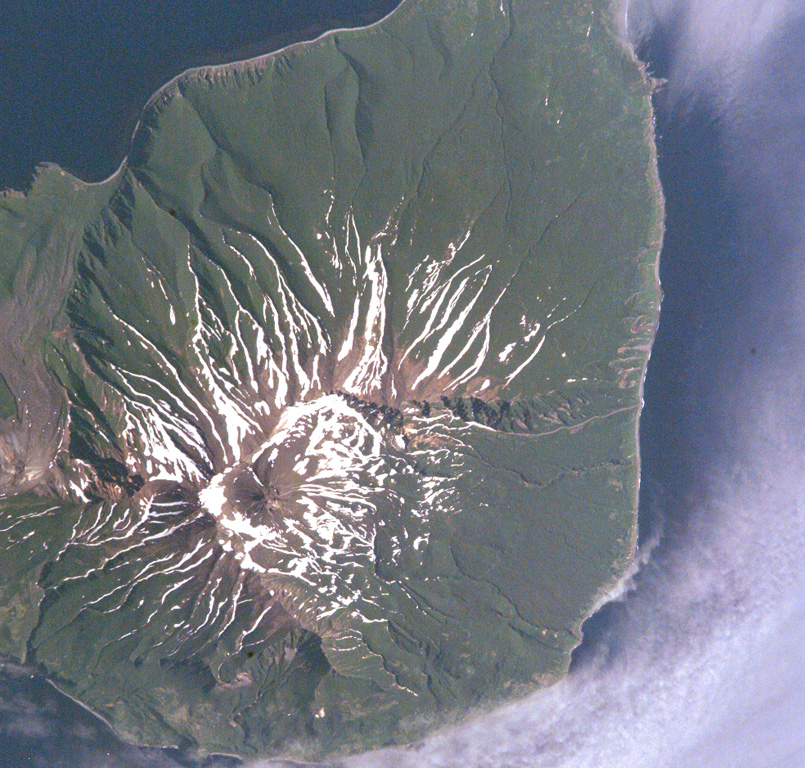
[0,0,662,759]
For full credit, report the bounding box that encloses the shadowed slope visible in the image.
[0,0,662,758]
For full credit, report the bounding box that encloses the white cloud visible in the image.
[309,3,805,767]
[628,0,802,101]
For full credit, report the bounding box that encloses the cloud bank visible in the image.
[3,2,804,767]
[306,2,805,766]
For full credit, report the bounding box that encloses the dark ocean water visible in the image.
[349,2,805,766]
[3,1,805,767]
[0,0,399,193]
[569,8,745,669]
[0,3,400,767]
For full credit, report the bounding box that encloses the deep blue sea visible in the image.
[2,1,805,767]
[0,3,399,766]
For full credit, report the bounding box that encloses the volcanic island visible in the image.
[0,0,662,759]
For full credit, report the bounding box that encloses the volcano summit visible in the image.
[0,0,662,759]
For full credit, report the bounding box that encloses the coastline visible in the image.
[0,0,404,197]
[0,0,667,760]
[570,4,666,648]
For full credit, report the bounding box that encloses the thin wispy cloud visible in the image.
[302,3,805,766]
[3,3,805,767]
